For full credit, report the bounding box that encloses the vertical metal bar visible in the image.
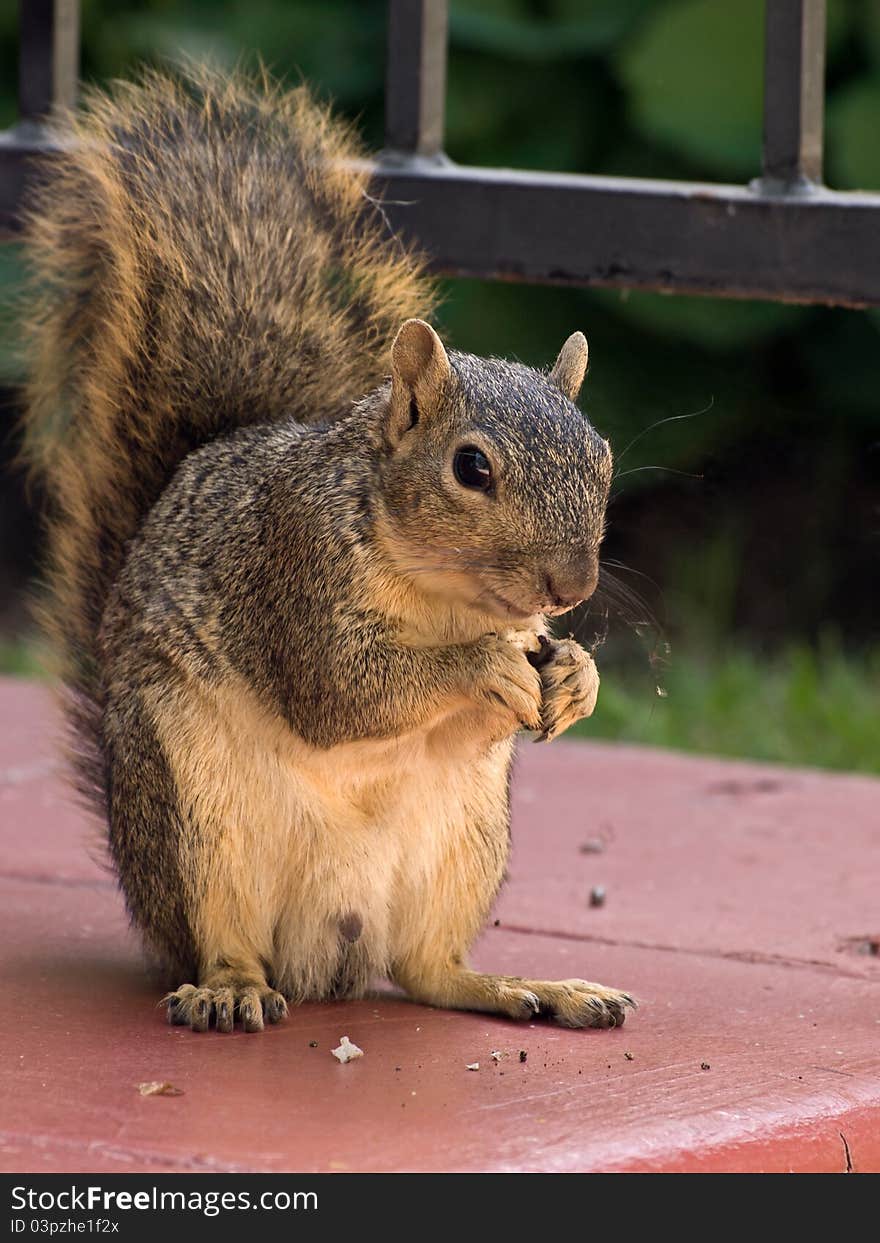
[762,0,826,186]
[18,0,80,121]
[384,0,449,159]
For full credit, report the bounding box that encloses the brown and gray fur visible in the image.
[20,65,634,1032]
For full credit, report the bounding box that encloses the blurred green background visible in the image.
[0,0,878,772]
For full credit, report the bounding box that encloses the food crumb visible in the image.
[308,1040,318,1048]
[624,1051,634,1061]
[519,1050,527,1063]
[331,1035,363,1064]
[493,918,501,926]
[490,1050,505,1062]
[466,1062,480,1071]
[137,1081,183,1097]
[700,1062,711,1071]
[589,885,606,908]
[579,839,605,855]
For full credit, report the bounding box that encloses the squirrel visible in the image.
[20,65,634,1032]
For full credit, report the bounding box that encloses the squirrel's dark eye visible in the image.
[453,445,492,491]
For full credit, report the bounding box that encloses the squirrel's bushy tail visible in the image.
[19,64,433,813]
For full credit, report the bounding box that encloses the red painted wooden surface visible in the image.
[1,677,878,1173]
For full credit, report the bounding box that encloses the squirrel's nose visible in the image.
[543,562,599,610]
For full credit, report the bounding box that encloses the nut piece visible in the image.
[502,627,545,657]
[137,1081,183,1097]
[331,1035,364,1064]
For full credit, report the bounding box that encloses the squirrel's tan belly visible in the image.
[153,674,514,1000]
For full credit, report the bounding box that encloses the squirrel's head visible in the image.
[376,319,612,622]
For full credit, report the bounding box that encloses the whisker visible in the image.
[600,558,663,594]
[586,566,672,682]
[612,465,704,484]
[614,397,715,466]
[569,601,610,656]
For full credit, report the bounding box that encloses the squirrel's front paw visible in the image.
[164,981,288,1033]
[471,634,543,732]
[529,636,599,742]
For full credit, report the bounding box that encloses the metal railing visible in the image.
[2,0,878,307]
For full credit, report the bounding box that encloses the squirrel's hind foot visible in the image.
[527,978,636,1029]
[483,974,635,1028]
[164,981,288,1033]
[398,965,635,1029]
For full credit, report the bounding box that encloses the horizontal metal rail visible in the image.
[370,0,879,307]
[3,0,879,306]
[365,161,880,307]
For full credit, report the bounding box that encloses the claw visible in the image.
[526,635,555,670]
[192,993,212,1033]
[265,992,288,1024]
[162,981,288,1033]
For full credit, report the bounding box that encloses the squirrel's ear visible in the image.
[550,331,589,402]
[387,319,450,445]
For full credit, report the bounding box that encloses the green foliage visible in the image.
[0,638,49,678]
[574,638,880,776]
[450,0,652,60]
[828,79,880,190]
[617,0,765,181]
[587,287,806,351]
[0,244,24,381]
[445,53,605,170]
